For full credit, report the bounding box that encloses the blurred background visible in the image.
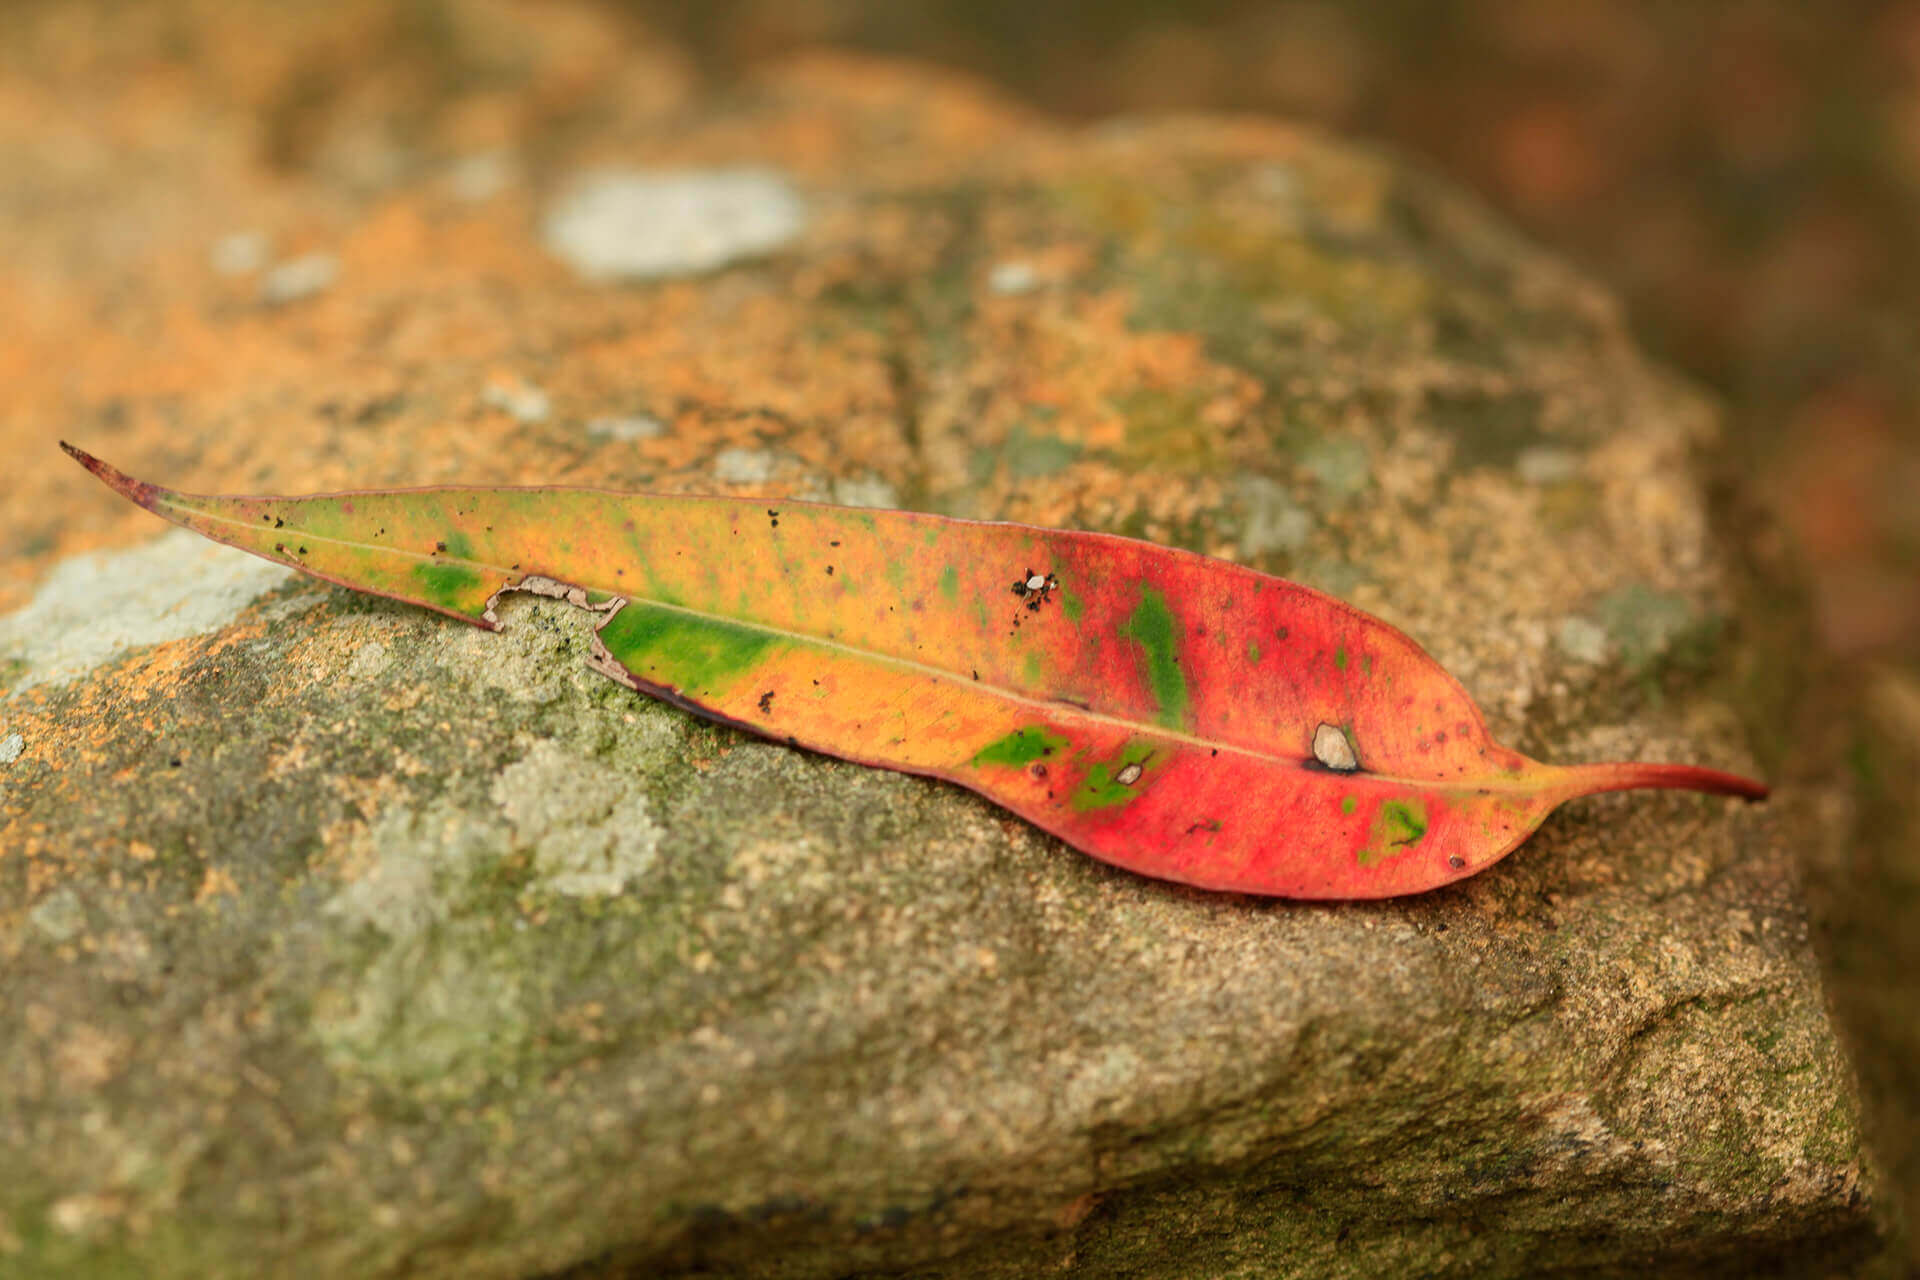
[631,0,1920,667]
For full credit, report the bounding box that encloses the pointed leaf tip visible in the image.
[61,443,160,510]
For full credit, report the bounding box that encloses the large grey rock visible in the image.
[0,15,1883,1278]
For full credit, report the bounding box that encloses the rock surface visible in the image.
[0,2,1883,1276]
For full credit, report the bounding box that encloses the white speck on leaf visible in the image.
[1313,723,1359,772]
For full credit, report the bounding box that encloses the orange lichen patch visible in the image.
[53,1022,131,1091]
[195,865,241,904]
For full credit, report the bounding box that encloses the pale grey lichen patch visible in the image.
[1595,584,1697,671]
[492,739,662,897]
[1235,476,1314,556]
[209,229,269,276]
[1518,446,1583,486]
[480,376,551,424]
[987,261,1038,296]
[1299,436,1371,501]
[0,530,294,692]
[344,640,391,681]
[0,732,22,764]
[259,252,338,305]
[448,151,513,203]
[1557,616,1610,665]
[312,911,532,1096]
[433,601,596,706]
[830,475,899,509]
[587,413,665,442]
[542,168,806,281]
[325,802,492,939]
[713,447,780,486]
[28,888,86,943]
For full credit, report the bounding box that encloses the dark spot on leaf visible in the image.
[1448,856,1466,869]
[758,690,774,714]
[1031,763,1048,778]
[273,542,284,553]
[825,565,834,575]
[297,545,307,555]
[435,540,448,553]
[274,517,284,528]
[169,757,182,768]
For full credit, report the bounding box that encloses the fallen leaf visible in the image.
[62,443,1766,899]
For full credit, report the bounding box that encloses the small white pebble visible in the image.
[260,253,338,305]
[829,475,899,509]
[587,414,664,442]
[714,448,779,486]
[0,732,23,764]
[988,261,1039,295]
[1026,574,1048,591]
[1517,446,1582,486]
[480,377,550,425]
[449,151,512,203]
[1312,723,1359,772]
[1556,616,1610,664]
[210,230,270,276]
[542,168,806,281]
[1115,762,1143,786]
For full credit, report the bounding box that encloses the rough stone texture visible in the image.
[0,2,1885,1276]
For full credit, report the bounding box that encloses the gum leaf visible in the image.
[62,443,1767,899]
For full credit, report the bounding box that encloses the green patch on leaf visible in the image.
[939,564,959,601]
[972,725,1069,769]
[597,604,776,696]
[1073,741,1158,811]
[1340,795,1357,816]
[1358,797,1429,867]
[1122,586,1188,729]
[410,532,483,608]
